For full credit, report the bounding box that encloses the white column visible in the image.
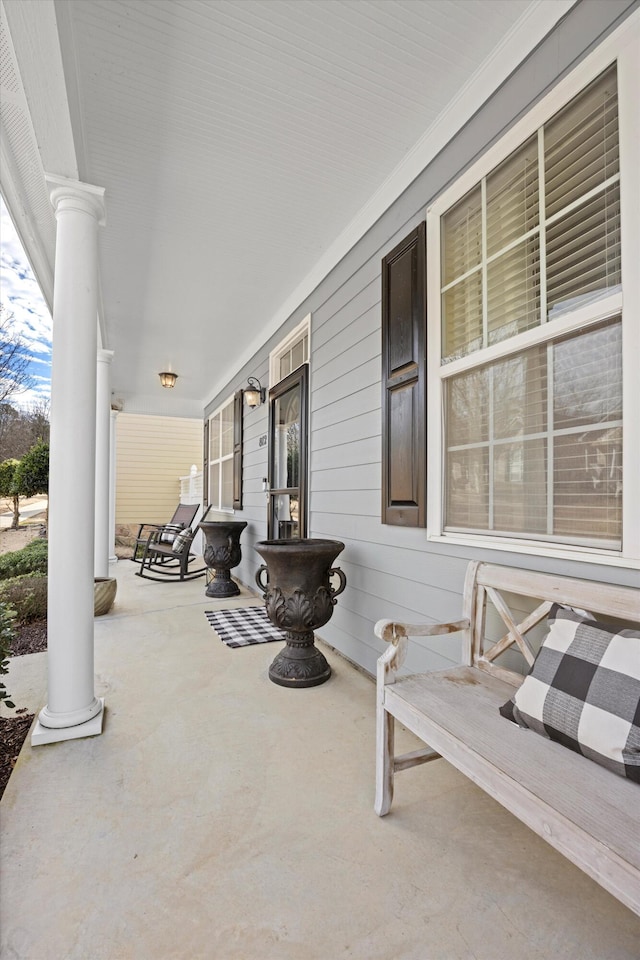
[109,408,118,564]
[95,349,114,578]
[33,174,106,745]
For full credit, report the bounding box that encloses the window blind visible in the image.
[441,64,620,361]
[208,397,237,512]
[445,319,622,546]
[440,64,622,548]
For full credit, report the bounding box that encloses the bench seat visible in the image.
[386,665,640,912]
[375,561,640,916]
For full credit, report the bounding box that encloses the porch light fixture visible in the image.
[244,377,265,408]
[159,371,178,389]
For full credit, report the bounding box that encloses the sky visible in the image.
[1,194,53,409]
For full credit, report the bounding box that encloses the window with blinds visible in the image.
[439,64,623,548]
[208,397,235,512]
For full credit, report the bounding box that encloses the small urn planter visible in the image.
[255,538,346,688]
[94,577,117,616]
[199,520,247,598]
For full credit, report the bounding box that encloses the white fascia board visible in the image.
[202,0,578,409]
[1,0,109,346]
[3,0,78,180]
[0,128,54,312]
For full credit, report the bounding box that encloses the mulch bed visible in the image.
[0,712,35,800]
[0,620,47,800]
[9,619,47,657]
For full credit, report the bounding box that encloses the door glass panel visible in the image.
[268,366,307,539]
[273,385,300,489]
[272,493,300,539]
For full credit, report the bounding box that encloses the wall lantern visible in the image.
[159,371,178,389]
[244,377,266,408]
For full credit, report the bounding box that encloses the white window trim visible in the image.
[207,394,235,514]
[426,12,640,569]
[269,313,311,388]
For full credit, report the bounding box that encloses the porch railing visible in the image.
[179,467,204,553]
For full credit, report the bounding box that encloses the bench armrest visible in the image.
[375,618,470,681]
[375,618,470,642]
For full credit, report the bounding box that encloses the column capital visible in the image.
[45,173,106,226]
[97,348,114,365]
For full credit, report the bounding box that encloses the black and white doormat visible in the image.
[205,606,285,648]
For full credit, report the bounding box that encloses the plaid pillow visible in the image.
[171,528,192,555]
[500,604,640,783]
[159,523,184,544]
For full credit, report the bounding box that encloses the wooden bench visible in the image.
[375,561,640,915]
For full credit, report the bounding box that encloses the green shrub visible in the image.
[0,574,47,625]
[0,538,48,580]
[13,440,49,498]
[0,601,16,708]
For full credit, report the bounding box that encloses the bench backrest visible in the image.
[461,562,640,687]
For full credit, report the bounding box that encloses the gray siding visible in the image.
[205,0,639,678]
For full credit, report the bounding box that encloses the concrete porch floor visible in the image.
[1,561,639,960]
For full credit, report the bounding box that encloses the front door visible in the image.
[267,364,308,539]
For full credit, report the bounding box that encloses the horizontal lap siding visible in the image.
[203,1,638,676]
[308,216,460,673]
[115,414,202,526]
[231,366,270,591]
[306,1,639,674]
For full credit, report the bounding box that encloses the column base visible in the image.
[32,698,105,746]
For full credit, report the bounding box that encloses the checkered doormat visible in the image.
[205,606,286,648]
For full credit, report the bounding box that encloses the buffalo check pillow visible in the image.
[171,528,192,555]
[500,604,640,783]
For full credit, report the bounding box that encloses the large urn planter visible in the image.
[94,577,117,616]
[199,520,247,598]
[255,538,346,688]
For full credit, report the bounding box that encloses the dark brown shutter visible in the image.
[233,389,243,510]
[381,222,426,526]
[202,419,209,506]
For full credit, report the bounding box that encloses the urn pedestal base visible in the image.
[206,569,240,598]
[268,630,332,688]
[255,538,347,689]
[199,520,247,599]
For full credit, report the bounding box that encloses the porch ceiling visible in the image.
[1,0,575,417]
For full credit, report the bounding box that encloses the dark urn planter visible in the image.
[199,520,247,598]
[255,538,346,688]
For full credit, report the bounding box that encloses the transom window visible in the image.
[269,314,310,387]
[427,35,639,566]
[208,397,234,511]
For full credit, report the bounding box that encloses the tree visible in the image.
[0,459,20,529]
[13,440,49,499]
[0,397,50,460]
[0,304,34,405]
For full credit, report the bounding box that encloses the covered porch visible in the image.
[1,560,639,959]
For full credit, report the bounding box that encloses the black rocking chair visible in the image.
[132,502,200,562]
[135,506,211,582]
